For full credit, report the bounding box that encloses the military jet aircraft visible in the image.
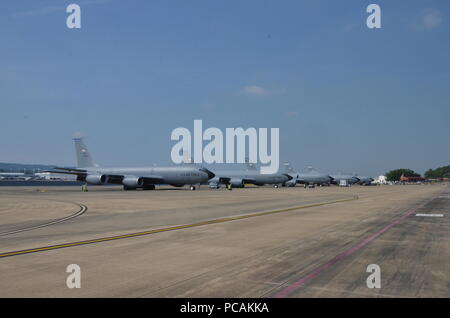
[330,173,360,186]
[355,175,374,185]
[47,138,214,191]
[283,163,333,188]
[207,162,291,190]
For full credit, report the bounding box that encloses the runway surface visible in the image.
[0,184,448,297]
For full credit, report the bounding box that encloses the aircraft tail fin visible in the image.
[73,137,98,168]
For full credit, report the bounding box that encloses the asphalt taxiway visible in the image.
[0,184,448,297]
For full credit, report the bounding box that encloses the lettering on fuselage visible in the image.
[180,172,201,177]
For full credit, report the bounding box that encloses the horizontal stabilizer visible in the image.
[41,170,85,175]
[51,166,87,173]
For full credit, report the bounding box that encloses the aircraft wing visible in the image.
[42,167,88,178]
[141,175,165,184]
[51,166,87,173]
[42,170,85,175]
[93,174,165,185]
[218,177,257,184]
[43,170,165,185]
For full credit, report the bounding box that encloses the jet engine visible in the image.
[229,178,244,188]
[85,174,107,185]
[285,179,297,187]
[122,176,144,188]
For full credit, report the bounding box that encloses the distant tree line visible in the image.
[424,165,450,179]
[385,169,420,181]
[385,165,450,181]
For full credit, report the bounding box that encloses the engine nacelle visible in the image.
[85,174,107,185]
[285,179,297,187]
[122,176,144,188]
[229,178,244,188]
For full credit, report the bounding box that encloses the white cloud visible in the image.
[243,85,268,96]
[242,85,286,97]
[418,8,443,30]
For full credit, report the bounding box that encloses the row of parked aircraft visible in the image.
[47,138,373,191]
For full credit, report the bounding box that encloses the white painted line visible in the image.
[415,214,444,217]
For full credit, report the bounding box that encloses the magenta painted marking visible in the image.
[273,197,434,298]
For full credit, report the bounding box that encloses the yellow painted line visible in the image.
[0,196,358,259]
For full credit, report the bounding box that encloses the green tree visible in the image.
[424,165,450,179]
[385,169,420,181]
[424,169,434,179]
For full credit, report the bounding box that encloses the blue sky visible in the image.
[0,0,449,176]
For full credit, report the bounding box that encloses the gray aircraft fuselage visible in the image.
[207,169,290,188]
[50,138,214,190]
[330,174,360,185]
[289,171,333,186]
[356,176,374,185]
[83,166,212,187]
[282,164,332,187]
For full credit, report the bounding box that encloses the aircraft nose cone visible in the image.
[199,167,215,180]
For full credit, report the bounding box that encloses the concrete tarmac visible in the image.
[0,184,448,297]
